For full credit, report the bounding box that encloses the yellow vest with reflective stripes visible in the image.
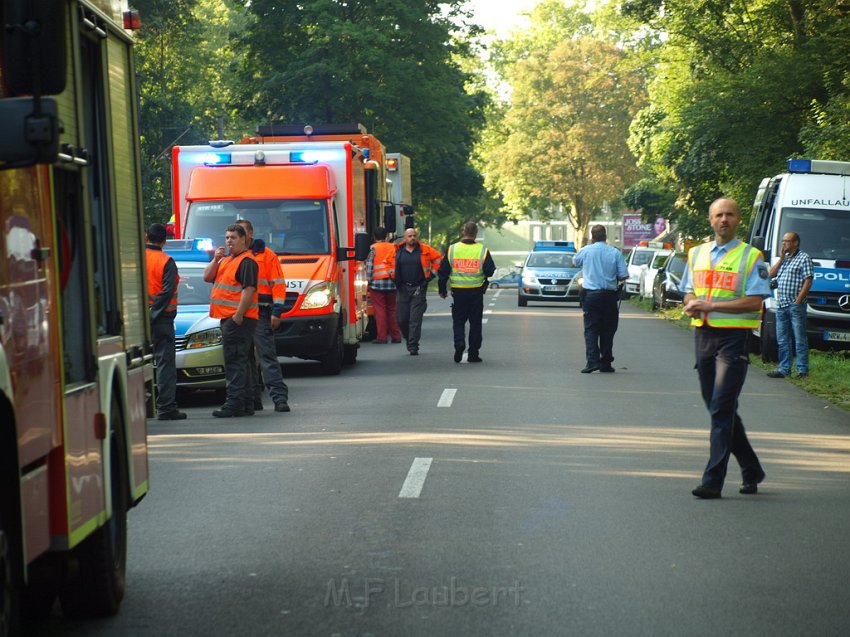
[689,241,762,328]
[448,241,487,288]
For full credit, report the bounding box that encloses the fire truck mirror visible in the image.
[3,0,68,96]
[383,204,397,234]
[0,96,60,167]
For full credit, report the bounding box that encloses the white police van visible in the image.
[518,241,581,307]
[749,158,850,361]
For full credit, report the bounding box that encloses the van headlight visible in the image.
[301,281,334,310]
[186,327,222,349]
[522,274,538,286]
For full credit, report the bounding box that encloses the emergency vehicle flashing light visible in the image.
[787,158,850,175]
[533,240,576,252]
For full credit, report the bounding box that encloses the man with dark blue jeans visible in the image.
[682,198,771,498]
[767,232,813,379]
[574,225,628,373]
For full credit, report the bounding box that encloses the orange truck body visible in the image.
[172,124,411,373]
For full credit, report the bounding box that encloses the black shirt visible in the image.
[395,245,426,286]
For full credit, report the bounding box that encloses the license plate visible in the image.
[824,330,850,343]
[543,286,566,292]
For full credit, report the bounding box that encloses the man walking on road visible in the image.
[394,228,442,355]
[682,198,771,499]
[236,219,291,413]
[438,222,496,363]
[204,224,259,418]
[767,231,814,379]
[573,225,628,373]
[366,226,403,344]
[145,223,187,420]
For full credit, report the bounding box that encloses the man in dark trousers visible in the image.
[394,228,442,355]
[573,225,628,373]
[204,224,259,418]
[236,219,291,413]
[682,197,771,499]
[145,223,187,420]
[438,222,496,363]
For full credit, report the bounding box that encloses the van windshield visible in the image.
[779,208,850,260]
[184,199,330,255]
[527,252,576,268]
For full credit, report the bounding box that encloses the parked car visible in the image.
[623,247,657,296]
[639,249,674,299]
[163,244,226,396]
[489,268,520,289]
[651,252,688,310]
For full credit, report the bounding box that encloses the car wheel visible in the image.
[490,283,499,290]
[651,290,659,311]
[760,313,779,363]
[518,296,527,307]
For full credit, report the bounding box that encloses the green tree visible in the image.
[482,30,646,245]
[236,0,492,246]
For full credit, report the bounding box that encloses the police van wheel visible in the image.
[759,314,779,364]
[518,297,528,307]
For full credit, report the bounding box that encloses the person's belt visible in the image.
[585,289,617,294]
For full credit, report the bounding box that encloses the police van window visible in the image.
[527,252,575,268]
[779,208,850,260]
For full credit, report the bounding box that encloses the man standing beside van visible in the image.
[767,232,814,379]
[366,226,403,344]
[394,228,442,355]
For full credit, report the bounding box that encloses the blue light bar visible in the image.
[787,159,812,173]
[534,240,576,252]
[289,150,345,163]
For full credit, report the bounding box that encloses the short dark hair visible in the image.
[236,219,254,233]
[463,221,478,237]
[374,226,387,240]
[225,224,247,237]
[147,223,167,244]
[590,224,606,242]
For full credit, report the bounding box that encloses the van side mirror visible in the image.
[383,204,397,233]
[0,97,59,167]
[3,0,68,96]
[354,232,371,261]
[750,235,765,252]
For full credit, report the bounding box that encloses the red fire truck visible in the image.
[0,1,151,633]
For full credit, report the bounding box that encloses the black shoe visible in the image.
[243,408,255,417]
[796,372,808,379]
[767,371,785,378]
[157,410,187,421]
[454,345,464,363]
[409,350,419,356]
[740,470,766,495]
[581,365,599,374]
[254,398,264,410]
[692,485,722,499]
[212,406,244,418]
[274,402,291,413]
[391,339,402,343]
[599,366,615,373]
[468,354,483,363]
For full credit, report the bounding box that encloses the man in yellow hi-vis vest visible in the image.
[681,198,771,499]
[438,222,496,363]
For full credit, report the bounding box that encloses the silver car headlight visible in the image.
[522,275,538,286]
[185,327,222,349]
[301,281,334,310]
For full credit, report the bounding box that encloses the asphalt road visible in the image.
[34,290,850,636]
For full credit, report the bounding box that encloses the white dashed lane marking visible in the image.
[437,388,457,407]
[398,457,433,498]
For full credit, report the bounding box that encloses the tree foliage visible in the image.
[235,0,493,246]
[480,2,646,245]
[621,0,850,235]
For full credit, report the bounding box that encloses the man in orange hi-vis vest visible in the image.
[681,198,771,499]
[204,224,260,418]
[366,226,403,344]
[146,223,186,420]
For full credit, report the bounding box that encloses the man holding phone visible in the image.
[767,232,814,379]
